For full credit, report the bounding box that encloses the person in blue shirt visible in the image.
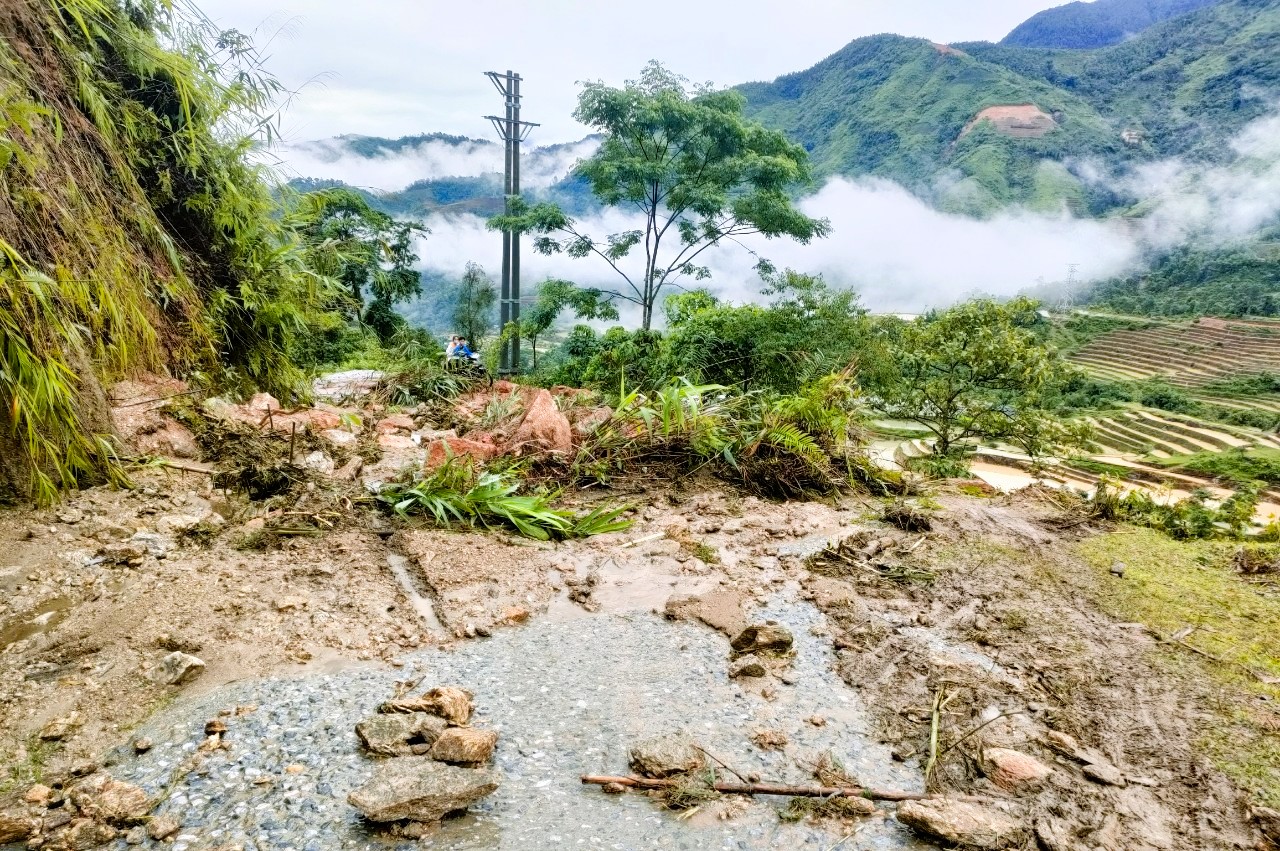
[454,338,477,360]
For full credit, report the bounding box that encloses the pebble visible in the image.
[110,600,925,850]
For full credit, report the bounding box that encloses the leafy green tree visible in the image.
[491,62,829,331]
[521,279,619,370]
[868,297,1063,457]
[291,188,426,340]
[451,262,497,348]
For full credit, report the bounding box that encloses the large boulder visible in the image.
[628,733,704,778]
[347,757,499,823]
[428,728,498,766]
[355,713,449,757]
[509,389,572,455]
[730,623,794,655]
[897,799,1024,849]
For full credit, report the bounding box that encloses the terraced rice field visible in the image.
[1070,317,1280,389]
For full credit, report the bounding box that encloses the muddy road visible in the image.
[0,472,1274,849]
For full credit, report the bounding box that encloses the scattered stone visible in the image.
[381,685,478,721]
[1110,561,1127,577]
[729,623,794,655]
[285,764,305,775]
[428,727,499,766]
[1082,761,1127,787]
[300,451,335,475]
[40,715,79,741]
[131,737,152,754]
[1042,730,1087,762]
[273,595,308,613]
[779,670,798,686]
[1253,806,1280,844]
[125,826,147,845]
[204,719,228,735]
[377,414,417,434]
[729,654,767,679]
[355,713,448,757]
[97,543,146,566]
[69,759,99,777]
[807,715,827,727]
[57,508,85,525]
[602,782,627,795]
[69,774,150,824]
[347,757,499,823]
[148,651,206,685]
[501,606,530,624]
[983,748,1051,791]
[0,813,35,843]
[629,733,704,778]
[147,815,181,841]
[24,784,52,806]
[53,818,119,849]
[897,798,1023,849]
[748,728,788,750]
[892,743,917,762]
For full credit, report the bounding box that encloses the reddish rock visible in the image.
[983,748,1051,791]
[0,812,35,844]
[377,414,417,434]
[492,380,520,394]
[424,437,499,469]
[509,389,572,455]
[248,392,281,412]
[378,433,417,452]
[897,799,1023,848]
[69,774,150,824]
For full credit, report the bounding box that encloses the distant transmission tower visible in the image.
[483,70,538,375]
[1062,262,1080,310]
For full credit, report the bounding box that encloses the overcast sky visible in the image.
[199,0,1066,143]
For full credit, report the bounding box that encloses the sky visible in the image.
[198,0,1067,143]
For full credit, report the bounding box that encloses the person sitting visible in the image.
[445,335,460,358]
[455,338,478,361]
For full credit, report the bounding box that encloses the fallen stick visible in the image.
[581,775,964,802]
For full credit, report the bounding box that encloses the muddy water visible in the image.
[387,553,446,635]
[113,596,929,851]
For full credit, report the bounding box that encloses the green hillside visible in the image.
[737,35,1129,214]
[1001,0,1222,48]
[963,0,1280,161]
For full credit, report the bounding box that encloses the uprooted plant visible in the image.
[378,456,632,540]
[572,372,885,498]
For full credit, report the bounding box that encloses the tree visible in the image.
[520,279,618,370]
[868,297,1064,458]
[490,62,829,331]
[290,188,426,341]
[451,262,497,347]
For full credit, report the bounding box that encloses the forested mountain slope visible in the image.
[1000,0,1222,48]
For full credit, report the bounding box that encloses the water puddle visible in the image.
[387,553,445,635]
[0,596,72,651]
[113,596,929,850]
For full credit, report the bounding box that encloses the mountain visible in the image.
[1000,0,1223,49]
[961,0,1280,161]
[737,34,1129,214]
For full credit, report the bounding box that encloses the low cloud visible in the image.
[272,136,599,194]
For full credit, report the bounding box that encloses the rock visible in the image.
[730,623,794,655]
[897,799,1023,849]
[52,818,118,849]
[377,433,417,451]
[40,715,79,741]
[333,456,364,482]
[131,737,152,754]
[0,812,35,843]
[729,654,767,679]
[147,815,181,840]
[97,543,146,566]
[428,727,499,765]
[321,428,358,447]
[355,713,448,757]
[347,757,499,823]
[300,450,335,475]
[509,389,573,455]
[1042,730,1083,760]
[418,686,474,726]
[57,508,85,525]
[1254,806,1280,844]
[807,714,826,727]
[125,826,147,845]
[377,414,417,434]
[423,437,499,470]
[501,606,530,623]
[148,651,206,685]
[24,784,52,805]
[628,733,704,778]
[748,728,788,750]
[983,748,1052,791]
[69,759,99,777]
[69,774,150,824]
[248,392,280,412]
[273,595,308,612]
[1082,761,1127,787]
[1110,561,1127,577]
